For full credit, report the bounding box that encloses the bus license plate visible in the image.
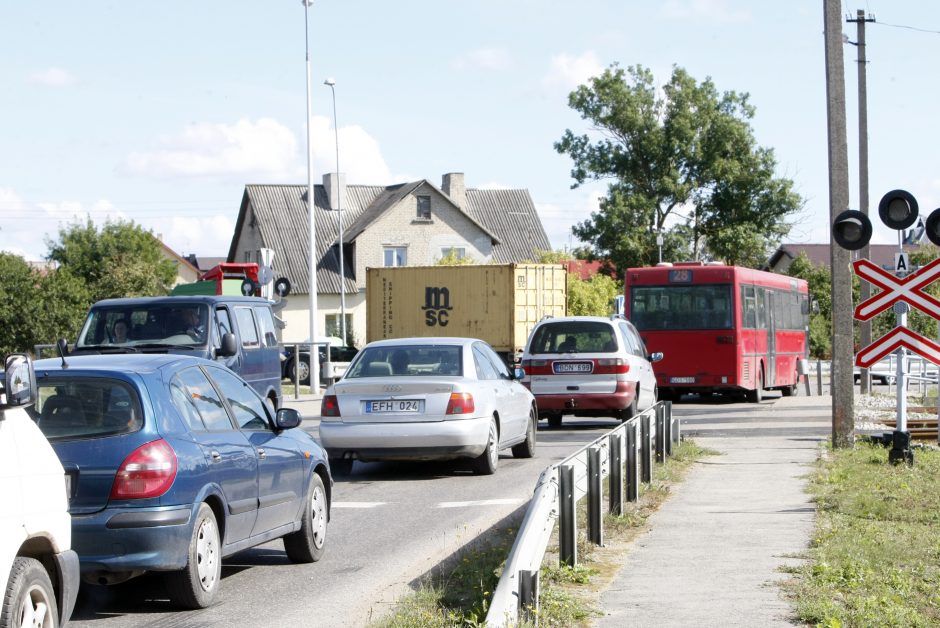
[554,362,593,374]
[670,377,695,384]
[366,399,423,413]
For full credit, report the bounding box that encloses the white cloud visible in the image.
[659,0,750,23]
[452,48,513,72]
[160,215,235,258]
[27,67,77,87]
[122,118,302,181]
[121,117,394,187]
[542,52,603,91]
[478,181,512,190]
[0,190,127,261]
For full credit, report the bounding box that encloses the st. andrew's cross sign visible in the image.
[853,256,940,368]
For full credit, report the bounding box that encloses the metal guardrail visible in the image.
[485,402,679,627]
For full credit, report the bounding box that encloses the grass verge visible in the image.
[370,440,714,627]
[781,441,940,627]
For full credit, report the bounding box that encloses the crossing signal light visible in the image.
[878,189,919,230]
[925,208,940,247]
[832,209,872,251]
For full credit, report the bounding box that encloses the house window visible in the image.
[384,247,407,267]
[244,251,253,263]
[416,195,431,220]
[440,247,466,260]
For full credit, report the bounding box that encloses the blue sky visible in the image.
[2,1,938,263]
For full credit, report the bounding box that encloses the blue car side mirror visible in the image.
[275,407,302,430]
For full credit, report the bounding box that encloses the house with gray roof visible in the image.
[227,172,552,346]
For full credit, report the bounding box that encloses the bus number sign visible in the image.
[668,270,693,283]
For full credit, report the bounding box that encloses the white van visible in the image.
[0,354,79,627]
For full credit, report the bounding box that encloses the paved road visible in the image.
[67,407,615,627]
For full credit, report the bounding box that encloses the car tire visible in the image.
[511,408,537,459]
[166,503,221,609]
[619,389,638,423]
[330,458,353,476]
[1,557,58,628]
[472,417,499,475]
[546,413,562,429]
[289,357,311,386]
[283,473,328,563]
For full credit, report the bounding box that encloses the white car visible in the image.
[319,337,537,476]
[521,315,662,427]
[1,354,80,628]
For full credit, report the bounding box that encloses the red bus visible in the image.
[624,262,809,402]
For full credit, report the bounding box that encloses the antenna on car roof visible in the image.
[55,338,70,369]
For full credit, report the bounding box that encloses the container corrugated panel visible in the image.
[512,264,566,353]
[366,264,566,353]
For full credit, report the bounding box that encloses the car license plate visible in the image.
[365,399,423,413]
[670,377,695,384]
[554,361,593,374]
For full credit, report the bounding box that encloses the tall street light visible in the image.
[324,77,346,346]
[303,0,320,390]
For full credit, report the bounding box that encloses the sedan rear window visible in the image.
[30,377,143,441]
[528,321,618,355]
[346,345,463,377]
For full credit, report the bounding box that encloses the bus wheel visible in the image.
[746,372,763,403]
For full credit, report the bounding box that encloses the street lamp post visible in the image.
[324,78,346,346]
[303,0,320,391]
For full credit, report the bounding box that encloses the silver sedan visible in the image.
[318,337,537,475]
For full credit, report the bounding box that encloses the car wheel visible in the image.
[0,557,58,628]
[166,503,221,609]
[472,417,499,475]
[284,473,328,563]
[330,457,353,476]
[289,357,311,386]
[619,389,638,423]
[511,407,537,458]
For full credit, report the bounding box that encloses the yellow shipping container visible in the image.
[366,264,567,357]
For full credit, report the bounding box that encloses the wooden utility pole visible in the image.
[824,0,855,447]
[849,9,876,394]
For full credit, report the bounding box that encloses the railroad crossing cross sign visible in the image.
[855,326,940,368]
[852,257,940,322]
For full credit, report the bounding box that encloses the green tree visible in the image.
[46,218,176,302]
[0,255,89,354]
[435,249,475,266]
[555,64,802,273]
[567,272,620,316]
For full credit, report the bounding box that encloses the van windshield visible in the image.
[76,304,210,350]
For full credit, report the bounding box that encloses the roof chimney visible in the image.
[441,172,465,209]
[323,172,346,211]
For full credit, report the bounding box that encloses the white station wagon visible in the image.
[318,337,537,476]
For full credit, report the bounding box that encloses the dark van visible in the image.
[71,296,282,409]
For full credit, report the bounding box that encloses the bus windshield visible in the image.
[630,284,733,331]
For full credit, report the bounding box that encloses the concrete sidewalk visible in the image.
[594,394,831,627]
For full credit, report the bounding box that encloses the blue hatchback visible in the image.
[30,354,332,609]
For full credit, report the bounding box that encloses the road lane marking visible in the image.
[332,502,387,508]
[437,498,525,508]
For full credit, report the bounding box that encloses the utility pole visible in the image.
[824,0,855,447]
[848,9,876,395]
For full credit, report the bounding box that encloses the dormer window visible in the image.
[416,195,431,220]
